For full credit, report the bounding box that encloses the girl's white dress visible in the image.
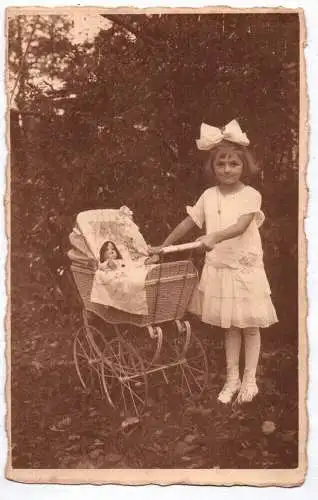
[187,185,278,329]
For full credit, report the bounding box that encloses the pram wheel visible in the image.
[73,324,110,399]
[99,325,149,417]
[74,320,148,416]
[170,321,209,400]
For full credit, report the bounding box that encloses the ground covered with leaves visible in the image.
[11,278,298,470]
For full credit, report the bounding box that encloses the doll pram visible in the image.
[68,207,208,417]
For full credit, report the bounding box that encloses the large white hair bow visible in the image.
[196,119,250,151]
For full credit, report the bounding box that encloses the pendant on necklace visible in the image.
[217,189,221,215]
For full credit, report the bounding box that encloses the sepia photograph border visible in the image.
[4,5,308,486]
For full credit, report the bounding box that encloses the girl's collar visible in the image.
[216,183,246,197]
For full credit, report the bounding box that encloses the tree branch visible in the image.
[100,14,163,48]
[10,16,40,106]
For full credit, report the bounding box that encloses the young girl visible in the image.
[149,120,278,404]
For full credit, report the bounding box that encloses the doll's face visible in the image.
[213,151,244,186]
[103,243,118,260]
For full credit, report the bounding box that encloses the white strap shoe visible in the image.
[236,379,259,404]
[217,379,241,404]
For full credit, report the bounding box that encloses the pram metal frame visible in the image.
[71,241,209,417]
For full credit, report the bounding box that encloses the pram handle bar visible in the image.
[159,241,204,255]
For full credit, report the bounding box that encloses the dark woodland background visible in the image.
[9,13,299,469]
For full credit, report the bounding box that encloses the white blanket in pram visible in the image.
[69,207,152,315]
[90,259,150,315]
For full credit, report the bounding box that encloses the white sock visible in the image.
[224,327,242,383]
[243,327,261,382]
[236,327,261,403]
[217,328,242,403]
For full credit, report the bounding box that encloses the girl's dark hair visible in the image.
[203,140,260,185]
[99,240,122,262]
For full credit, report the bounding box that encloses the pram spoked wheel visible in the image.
[73,324,112,401]
[99,326,149,417]
[169,320,209,400]
[73,314,148,416]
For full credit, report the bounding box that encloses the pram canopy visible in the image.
[68,206,148,268]
[68,206,153,315]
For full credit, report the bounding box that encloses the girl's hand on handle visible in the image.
[196,233,218,251]
[147,217,196,256]
[147,245,164,255]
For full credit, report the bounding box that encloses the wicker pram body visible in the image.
[71,259,198,327]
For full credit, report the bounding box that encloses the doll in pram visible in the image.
[68,206,208,417]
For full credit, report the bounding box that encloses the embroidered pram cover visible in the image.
[68,207,152,315]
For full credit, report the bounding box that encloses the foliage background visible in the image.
[9,13,299,469]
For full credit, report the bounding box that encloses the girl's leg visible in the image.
[218,327,242,404]
[236,327,261,404]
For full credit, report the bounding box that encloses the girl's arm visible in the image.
[198,213,255,250]
[149,216,196,253]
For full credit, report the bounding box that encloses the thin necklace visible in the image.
[216,183,245,216]
[216,189,222,232]
[217,188,221,215]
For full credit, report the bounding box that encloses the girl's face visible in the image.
[213,151,244,186]
[103,243,117,260]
